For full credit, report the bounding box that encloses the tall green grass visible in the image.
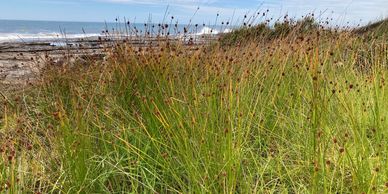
[1,18,388,193]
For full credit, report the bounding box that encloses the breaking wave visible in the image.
[0,32,101,43]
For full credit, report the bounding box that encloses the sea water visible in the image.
[0,19,232,43]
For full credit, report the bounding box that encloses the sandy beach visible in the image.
[0,38,106,90]
[0,35,217,91]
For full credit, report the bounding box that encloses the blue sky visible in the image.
[0,0,387,25]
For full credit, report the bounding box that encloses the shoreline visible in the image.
[0,35,219,91]
[0,37,107,91]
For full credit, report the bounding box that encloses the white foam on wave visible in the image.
[0,32,101,43]
[223,28,232,33]
[195,27,232,35]
[196,27,218,35]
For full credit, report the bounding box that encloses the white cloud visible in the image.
[38,0,388,25]
[95,0,252,23]
[99,0,217,6]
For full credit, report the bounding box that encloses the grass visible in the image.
[1,16,388,193]
[355,18,388,37]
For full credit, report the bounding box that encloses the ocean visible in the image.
[0,19,231,43]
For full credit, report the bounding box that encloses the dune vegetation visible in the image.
[1,15,388,193]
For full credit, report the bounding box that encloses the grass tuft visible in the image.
[1,15,388,193]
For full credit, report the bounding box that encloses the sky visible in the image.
[0,0,387,25]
